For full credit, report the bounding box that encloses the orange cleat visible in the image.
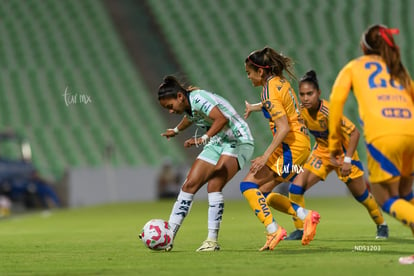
[302,210,321,245]
[259,226,287,251]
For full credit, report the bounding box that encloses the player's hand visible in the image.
[244,100,253,119]
[341,162,352,177]
[183,137,203,148]
[330,151,342,167]
[161,129,177,139]
[250,155,267,174]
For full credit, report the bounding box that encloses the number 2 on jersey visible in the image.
[365,62,403,90]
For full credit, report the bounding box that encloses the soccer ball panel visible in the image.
[139,219,173,250]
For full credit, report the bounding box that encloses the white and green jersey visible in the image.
[185,89,254,145]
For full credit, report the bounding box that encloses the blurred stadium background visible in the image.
[0,0,412,207]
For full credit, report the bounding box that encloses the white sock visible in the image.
[168,190,194,237]
[266,221,278,234]
[296,207,309,220]
[207,192,224,241]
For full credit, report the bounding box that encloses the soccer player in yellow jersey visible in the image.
[329,25,414,243]
[240,47,320,250]
[281,70,388,241]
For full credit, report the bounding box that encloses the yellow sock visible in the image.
[385,198,414,230]
[241,182,274,227]
[360,193,385,225]
[266,193,296,216]
[289,191,305,230]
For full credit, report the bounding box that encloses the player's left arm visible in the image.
[184,106,228,147]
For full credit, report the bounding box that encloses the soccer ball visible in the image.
[139,219,173,250]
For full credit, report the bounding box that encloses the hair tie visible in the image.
[378,26,400,48]
[247,56,270,69]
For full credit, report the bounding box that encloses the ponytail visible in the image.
[245,46,296,80]
[158,75,188,100]
[362,24,412,94]
[299,70,320,90]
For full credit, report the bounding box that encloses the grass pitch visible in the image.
[0,197,413,275]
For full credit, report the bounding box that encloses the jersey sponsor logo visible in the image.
[318,119,327,129]
[263,100,272,110]
[201,102,211,112]
[381,108,411,119]
[377,94,408,102]
[258,197,270,218]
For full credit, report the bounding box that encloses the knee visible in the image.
[182,177,201,194]
[240,181,259,194]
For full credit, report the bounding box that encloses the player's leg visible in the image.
[371,179,414,232]
[280,169,321,240]
[265,142,320,245]
[346,175,388,239]
[283,150,326,240]
[399,141,414,205]
[168,158,215,239]
[400,176,414,205]
[240,166,287,251]
[197,143,254,252]
[367,136,414,234]
[195,156,239,251]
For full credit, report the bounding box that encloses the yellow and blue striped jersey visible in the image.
[329,55,414,152]
[301,99,355,154]
[261,76,309,143]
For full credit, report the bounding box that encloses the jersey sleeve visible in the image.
[328,61,353,153]
[191,91,217,116]
[340,115,356,137]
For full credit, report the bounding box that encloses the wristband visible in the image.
[343,156,352,164]
[201,134,209,143]
[173,127,179,134]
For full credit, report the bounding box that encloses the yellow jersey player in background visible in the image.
[241,47,320,250]
[329,24,414,248]
[280,70,388,241]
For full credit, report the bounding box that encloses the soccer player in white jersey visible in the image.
[158,75,254,251]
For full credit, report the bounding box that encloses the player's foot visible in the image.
[399,255,414,265]
[196,239,220,252]
[284,229,303,240]
[164,244,173,252]
[302,210,320,245]
[259,226,287,251]
[376,224,389,239]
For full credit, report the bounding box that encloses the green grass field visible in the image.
[0,197,413,275]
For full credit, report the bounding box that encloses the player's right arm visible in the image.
[328,62,353,157]
[244,100,263,119]
[161,116,193,139]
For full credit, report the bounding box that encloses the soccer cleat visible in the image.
[259,226,287,251]
[284,229,303,240]
[399,255,414,265]
[302,210,321,245]
[376,224,389,239]
[164,244,173,252]
[196,239,220,252]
